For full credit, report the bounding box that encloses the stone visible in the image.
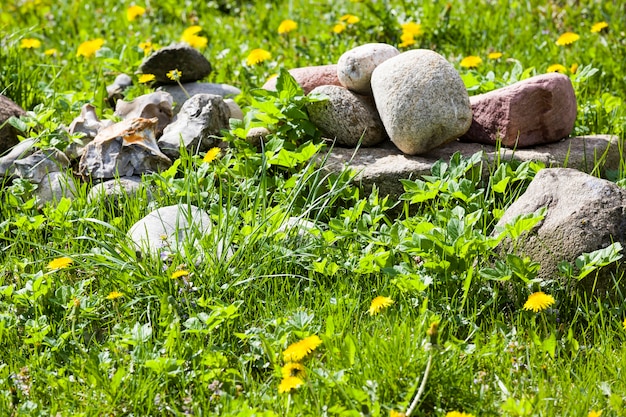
[322,135,619,199]
[78,117,171,180]
[494,168,626,292]
[157,82,241,112]
[371,49,472,155]
[225,99,244,120]
[460,73,577,147]
[66,103,114,160]
[0,138,37,179]
[246,126,271,147]
[106,73,133,106]
[138,43,212,84]
[13,148,70,183]
[262,64,342,94]
[0,95,27,154]
[87,176,153,206]
[115,91,174,137]
[127,204,212,258]
[35,172,77,206]
[306,85,386,147]
[158,94,230,160]
[337,43,399,95]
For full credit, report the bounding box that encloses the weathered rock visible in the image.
[246,126,271,147]
[322,135,619,198]
[337,43,399,95]
[127,204,212,258]
[158,82,241,112]
[66,104,114,159]
[87,176,153,206]
[306,85,386,147]
[262,64,342,94]
[461,73,577,147]
[0,138,37,179]
[371,49,472,155]
[158,94,230,160]
[106,73,133,106]
[138,43,212,84]
[78,117,171,180]
[225,99,244,120]
[0,95,27,154]
[115,91,173,137]
[494,168,626,292]
[13,149,70,183]
[35,171,77,206]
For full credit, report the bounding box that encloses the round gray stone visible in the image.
[337,43,399,95]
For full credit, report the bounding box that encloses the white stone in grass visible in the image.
[337,43,400,95]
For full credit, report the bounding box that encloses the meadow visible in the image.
[1,0,626,415]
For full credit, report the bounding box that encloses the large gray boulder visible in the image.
[337,43,399,95]
[306,85,386,147]
[371,49,472,155]
[138,43,212,84]
[494,168,626,291]
[158,94,230,160]
[461,73,577,147]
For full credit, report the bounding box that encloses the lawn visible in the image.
[1,1,626,416]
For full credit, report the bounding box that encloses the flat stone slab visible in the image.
[322,135,620,197]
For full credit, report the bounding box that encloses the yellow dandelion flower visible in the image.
[546,64,567,73]
[171,270,190,279]
[369,296,394,315]
[20,38,41,49]
[166,69,182,81]
[278,19,298,35]
[398,32,416,48]
[523,291,555,312]
[332,23,346,34]
[445,412,475,417]
[588,410,603,417]
[76,38,105,58]
[401,22,423,37]
[281,362,305,379]
[590,22,608,33]
[106,291,124,300]
[44,48,58,56]
[570,63,579,74]
[556,32,580,46]
[181,26,208,49]
[202,147,221,163]
[126,5,146,22]
[488,52,503,60]
[138,73,156,83]
[283,335,322,362]
[623,317,626,331]
[339,14,359,24]
[460,55,482,68]
[139,41,154,54]
[47,256,73,270]
[390,410,406,417]
[246,48,271,66]
[278,376,303,393]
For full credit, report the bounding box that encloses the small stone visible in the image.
[115,91,174,137]
[138,43,212,84]
[13,148,70,183]
[307,85,386,147]
[106,73,133,106]
[158,82,241,112]
[0,94,27,154]
[461,73,577,147]
[245,126,271,147]
[87,176,153,206]
[225,99,244,120]
[337,43,399,95]
[0,138,37,180]
[66,103,114,159]
[371,49,472,155]
[35,172,77,206]
[262,64,342,94]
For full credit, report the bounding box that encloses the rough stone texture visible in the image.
[494,168,626,292]
[322,135,620,198]
[13,149,70,183]
[371,49,472,155]
[115,91,174,137]
[262,64,342,94]
[66,104,114,159]
[138,43,212,84]
[337,43,399,95]
[158,94,230,160]
[0,95,27,155]
[0,138,37,179]
[78,117,171,180]
[35,172,77,206]
[461,73,577,148]
[127,204,212,258]
[158,82,241,112]
[87,176,153,206]
[306,85,386,147]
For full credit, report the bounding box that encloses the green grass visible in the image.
[2,0,626,416]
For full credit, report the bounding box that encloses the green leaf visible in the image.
[542,333,556,358]
[575,242,623,280]
[276,67,303,100]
